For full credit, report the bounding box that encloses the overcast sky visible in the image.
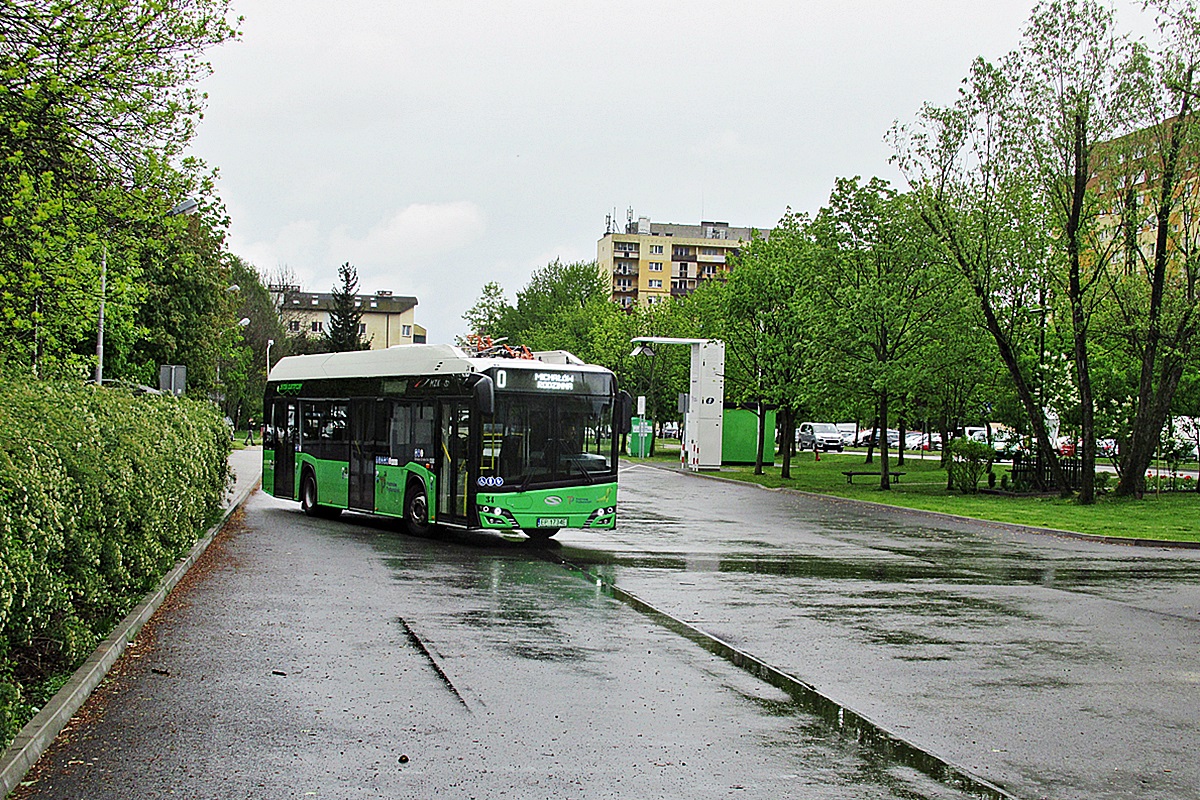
[189,0,1149,343]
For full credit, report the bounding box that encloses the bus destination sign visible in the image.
[489,367,611,395]
[535,372,574,391]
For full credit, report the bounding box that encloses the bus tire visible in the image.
[301,471,320,517]
[301,470,341,519]
[404,480,431,536]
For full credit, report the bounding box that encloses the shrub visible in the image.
[947,437,994,495]
[0,380,230,744]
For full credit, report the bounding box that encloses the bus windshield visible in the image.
[482,391,616,489]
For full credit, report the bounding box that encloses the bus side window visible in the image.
[263,401,277,447]
[302,401,325,451]
[324,403,347,442]
[413,402,435,463]
[390,403,412,462]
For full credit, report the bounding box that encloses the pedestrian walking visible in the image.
[245,417,255,446]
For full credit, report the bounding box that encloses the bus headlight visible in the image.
[584,507,616,528]
[478,505,517,528]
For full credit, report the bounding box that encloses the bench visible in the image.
[842,470,906,485]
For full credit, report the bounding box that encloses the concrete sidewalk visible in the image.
[0,446,262,798]
[226,445,263,508]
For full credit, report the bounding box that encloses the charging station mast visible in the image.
[631,337,725,470]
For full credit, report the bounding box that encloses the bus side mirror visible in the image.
[474,375,495,416]
[618,390,633,434]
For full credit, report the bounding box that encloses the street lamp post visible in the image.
[95,198,199,385]
[93,242,107,385]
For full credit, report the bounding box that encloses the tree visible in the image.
[891,0,1137,500]
[325,262,368,352]
[808,178,956,490]
[461,259,611,359]
[0,0,240,182]
[461,281,513,340]
[0,0,239,383]
[722,212,811,476]
[508,259,609,336]
[1007,0,1143,503]
[1104,0,1200,496]
[221,257,285,428]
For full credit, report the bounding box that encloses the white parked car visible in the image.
[836,423,858,446]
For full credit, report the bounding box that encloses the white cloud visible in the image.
[327,202,487,266]
[227,219,324,285]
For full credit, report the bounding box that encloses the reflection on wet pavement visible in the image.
[367,521,990,800]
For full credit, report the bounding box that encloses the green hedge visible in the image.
[0,380,231,744]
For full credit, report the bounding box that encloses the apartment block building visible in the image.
[597,213,762,308]
[272,286,426,348]
[1091,118,1199,272]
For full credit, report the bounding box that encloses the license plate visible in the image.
[537,517,568,528]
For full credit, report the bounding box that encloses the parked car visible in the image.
[798,422,845,452]
[836,422,858,446]
[859,428,900,448]
[904,431,925,450]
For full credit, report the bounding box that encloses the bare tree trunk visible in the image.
[1066,112,1096,504]
[753,398,766,476]
[780,407,795,479]
[879,391,891,491]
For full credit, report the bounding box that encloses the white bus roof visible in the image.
[267,344,611,383]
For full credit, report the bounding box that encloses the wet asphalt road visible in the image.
[15,454,1200,799]
[585,464,1200,800]
[16,453,962,800]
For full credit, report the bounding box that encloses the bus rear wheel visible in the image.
[301,472,320,517]
[301,471,340,519]
[404,482,431,536]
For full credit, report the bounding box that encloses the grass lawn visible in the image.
[626,445,1200,544]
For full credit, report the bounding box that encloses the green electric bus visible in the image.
[262,344,629,539]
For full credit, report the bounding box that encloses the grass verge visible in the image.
[626,447,1200,543]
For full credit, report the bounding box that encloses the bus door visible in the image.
[348,399,379,512]
[438,399,472,526]
[272,399,298,499]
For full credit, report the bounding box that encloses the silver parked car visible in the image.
[798,422,845,452]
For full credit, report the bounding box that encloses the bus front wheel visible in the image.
[405,482,431,536]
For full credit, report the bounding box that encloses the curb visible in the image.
[647,462,1200,550]
[0,477,260,798]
